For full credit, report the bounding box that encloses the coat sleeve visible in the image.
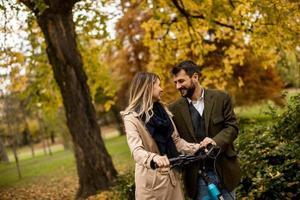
[171,119,200,155]
[212,93,238,152]
[124,117,158,169]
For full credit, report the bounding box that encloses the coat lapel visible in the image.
[204,89,214,136]
[178,98,197,141]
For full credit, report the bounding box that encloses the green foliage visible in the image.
[237,93,300,199]
[86,170,135,200]
[272,94,300,141]
[74,1,121,113]
[277,50,300,88]
[74,0,108,40]
[112,170,135,200]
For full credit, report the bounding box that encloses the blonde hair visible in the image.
[122,72,159,123]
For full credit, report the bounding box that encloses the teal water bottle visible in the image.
[207,183,225,200]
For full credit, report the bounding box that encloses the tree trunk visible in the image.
[21,1,117,198]
[45,133,52,156]
[50,131,55,144]
[38,116,48,156]
[40,118,53,156]
[21,107,35,157]
[23,126,35,157]
[111,105,125,135]
[29,133,35,158]
[0,136,9,163]
[3,94,21,176]
[42,135,47,155]
[8,123,22,179]
[12,138,22,179]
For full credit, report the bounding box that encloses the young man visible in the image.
[169,60,241,200]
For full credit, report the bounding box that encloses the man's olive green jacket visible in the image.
[169,89,241,199]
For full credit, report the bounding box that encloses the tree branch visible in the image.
[171,0,235,30]
[19,0,76,15]
[19,0,38,14]
[228,0,235,9]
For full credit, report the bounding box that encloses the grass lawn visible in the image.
[0,150,76,187]
[104,135,133,172]
[0,135,133,189]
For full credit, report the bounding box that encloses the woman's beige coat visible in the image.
[122,111,200,200]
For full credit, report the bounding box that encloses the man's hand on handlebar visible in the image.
[199,137,216,150]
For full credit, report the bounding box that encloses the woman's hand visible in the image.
[152,155,170,168]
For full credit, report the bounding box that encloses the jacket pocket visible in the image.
[153,170,170,190]
[145,168,157,190]
[212,116,224,124]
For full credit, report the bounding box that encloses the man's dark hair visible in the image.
[171,60,201,77]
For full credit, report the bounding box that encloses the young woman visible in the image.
[121,72,201,200]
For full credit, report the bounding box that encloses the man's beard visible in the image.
[180,83,195,98]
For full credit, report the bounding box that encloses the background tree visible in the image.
[140,0,299,104]
[16,0,117,198]
[2,93,22,179]
[19,101,35,157]
[200,39,284,105]
[71,1,128,136]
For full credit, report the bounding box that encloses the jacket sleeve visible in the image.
[212,93,238,152]
[171,119,200,155]
[124,117,158,169]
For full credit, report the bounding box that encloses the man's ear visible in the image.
[192,72,199,80]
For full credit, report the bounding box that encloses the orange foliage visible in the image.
[230,52,284,106]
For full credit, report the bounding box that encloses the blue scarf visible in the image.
[144,102,179,158]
